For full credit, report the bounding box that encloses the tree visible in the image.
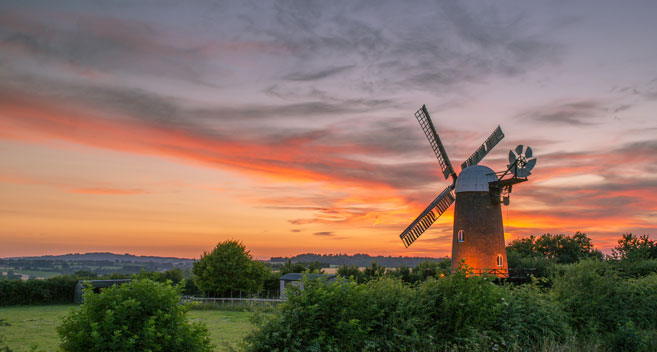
[507,232,602,264]
[362,262,386,281]
[279,260,306,275]
[337,264,362,282]
[193,240,269,296]
[57,279,212,352]
[613,233,656,261]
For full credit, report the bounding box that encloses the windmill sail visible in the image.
[461,125,505,170]
[399,186,455,248]
[415,105,456,180]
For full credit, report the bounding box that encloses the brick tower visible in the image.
[450,165,508,276]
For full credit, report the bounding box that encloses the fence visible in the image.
[182,296,283,308]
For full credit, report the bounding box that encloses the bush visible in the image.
[0,276,78,306]
[57,279,212,352]
[551,260,657,351]
[244,273,571,351]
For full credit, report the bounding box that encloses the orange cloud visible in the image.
[68,188,147,195]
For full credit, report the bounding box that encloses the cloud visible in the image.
[517,100,606,126]
[68,188,148,195]
[313,231,334,237]
[284,65,355,81]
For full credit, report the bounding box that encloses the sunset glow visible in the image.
[1,1,656,259]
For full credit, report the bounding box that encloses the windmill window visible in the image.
[457,230,464,243]
[497,254,503,267]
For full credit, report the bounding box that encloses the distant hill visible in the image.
[269,253,446,268]
[8,252,194,264]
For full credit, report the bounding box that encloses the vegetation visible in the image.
[193,240,269,297]
[245,274,572,351]
[0,252,193,279]
[245,232,657,352]
[3,233,657,351]
[57,279,213,352]
[0,305,253,352]
[270,253,445,268]
[0,275,78,306]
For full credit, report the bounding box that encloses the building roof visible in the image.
[279,273,337,281]
[455,164,498,193]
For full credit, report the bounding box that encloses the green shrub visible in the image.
[57,279,212,352]
[0,276,78,306]
[551,261,657,351]
[245,273,571,351]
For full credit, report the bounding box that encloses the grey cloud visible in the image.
[313,231,334,237]
[517,100,606,126]
[266,0,559,94]
[284,65,355,81]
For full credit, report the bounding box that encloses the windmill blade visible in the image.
[508,149,517,165]
[515,144,523,155]
[461,125,505,170]
[415,105,456,180]
[399,186,455,248]
[525,146,533,159]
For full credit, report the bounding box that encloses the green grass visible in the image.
[0,305,255,351]
[10,270,61,278]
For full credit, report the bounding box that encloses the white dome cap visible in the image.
[455,164,498,193]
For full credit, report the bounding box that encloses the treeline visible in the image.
[270,253,444,268]
[0,256,193,279]
[246,232,657,352]
[0,269,196,306]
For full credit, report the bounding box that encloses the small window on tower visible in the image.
[497,254,503,267]
[457,230,464,243]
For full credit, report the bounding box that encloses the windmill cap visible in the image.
[455,164,498,193]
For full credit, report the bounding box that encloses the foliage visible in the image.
[0,304,252,352]
[57,279,213,352]
[551,260,657,351]
[193,240,269,296]
[134,268,185,285]
[244,273,571,351]
[0,275,78,306]
[336,264,361,281]
[612,233,657,261]
[362,262,386,282]
[506,250,554,278]
[507,232,602,264]
[278,260,307,276]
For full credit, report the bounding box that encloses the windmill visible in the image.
[399,105,537,277]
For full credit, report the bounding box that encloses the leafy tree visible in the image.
[135,268,184,285]
[304,261,325,274]
[193,240,269,296]
[385,265,412,283]
[336,264,362,281]
[362,262,386,281]
[613,233,656,261]
[412,260,443,281]
[507,232,602,264]
[57,279,212,352]
[278,260,306,275]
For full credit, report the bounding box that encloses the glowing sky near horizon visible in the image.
[1,1,656,259]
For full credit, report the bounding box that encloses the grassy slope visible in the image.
[0,305,254,352]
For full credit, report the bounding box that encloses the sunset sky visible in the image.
[1,1,656,259]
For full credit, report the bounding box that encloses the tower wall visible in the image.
[451,191,508,276]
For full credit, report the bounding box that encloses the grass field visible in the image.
[0,305,255,351]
